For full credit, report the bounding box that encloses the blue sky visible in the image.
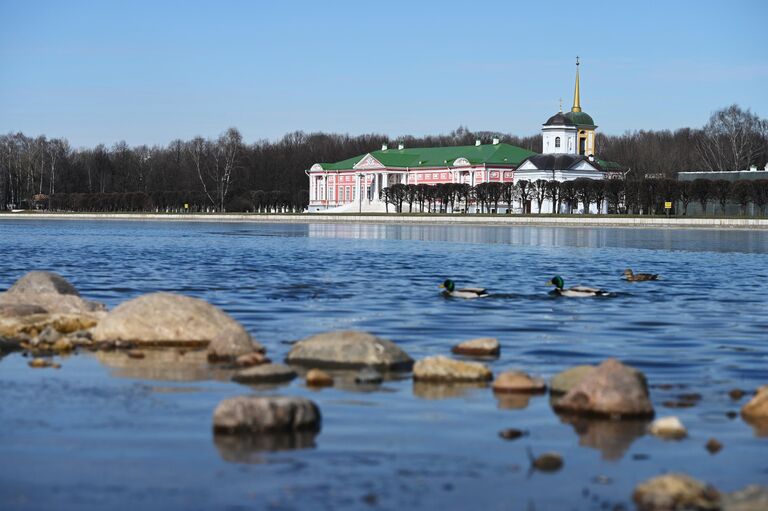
[1,0,766,147]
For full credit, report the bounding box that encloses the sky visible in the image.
[1,0,766,148]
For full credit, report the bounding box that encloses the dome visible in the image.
[564,111,596,127]
[544,112,575,126]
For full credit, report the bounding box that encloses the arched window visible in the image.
[555,137,561,148]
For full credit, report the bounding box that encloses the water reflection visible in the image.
[495,392,543,411]
[558,414,649,461]
[412,381,489,400]
[213,431,318,463]
[94,349,236,382]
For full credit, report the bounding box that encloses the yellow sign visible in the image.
[664,202,672,209]
[184,203,189,209]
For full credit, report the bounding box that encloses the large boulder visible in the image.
[285,330,413,371]
[633,473,720,511]
[0,271,105,314]
[212,396,321,434]
[550,365,595,394]
[413,356,492,383]
[741,385,768,419]
[553,359,654,418]
[91,293,263,357]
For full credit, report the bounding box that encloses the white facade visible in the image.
[542,125,577,155]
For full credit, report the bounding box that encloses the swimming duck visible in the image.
[623,269,659,281]
[546,275,610,297]
[439,279,488,299]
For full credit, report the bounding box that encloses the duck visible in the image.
[546,275,610,297]
[623,269,660,281]
[439,279,488,299]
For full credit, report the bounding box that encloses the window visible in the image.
[555,137,561,148]
[345,186,350,202]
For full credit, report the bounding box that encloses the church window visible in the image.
[555,137,561,148]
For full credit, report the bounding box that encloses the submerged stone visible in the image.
[648,416,688,440]
[232,363,297,384]
[305,368,334,387]
[492,371,546,393]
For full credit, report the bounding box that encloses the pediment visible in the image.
[517,160,538,170]
[571,160,599,172]
[310,163,324,171]
[452,157,470,167]
[353,154,384,170]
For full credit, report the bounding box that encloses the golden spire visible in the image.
[572,56,582,113]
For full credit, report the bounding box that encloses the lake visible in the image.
[0,220,767,510]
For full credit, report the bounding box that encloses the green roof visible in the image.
[316,143,537,171]
[564,111,596,127]
[595,158,624,171]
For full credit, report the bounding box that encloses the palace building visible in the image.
[306,59,622,213]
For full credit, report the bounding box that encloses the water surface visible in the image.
[1,220,766,510]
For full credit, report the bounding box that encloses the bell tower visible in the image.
[569,57,597,157]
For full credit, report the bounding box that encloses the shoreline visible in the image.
[2,212,768,230]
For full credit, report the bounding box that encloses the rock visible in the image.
[28,358,60,369]
[306,368,333,387]
[729,388,746,400]
[235,352,270,367]
[0,304,47,317]
[492,371,546,393]
[632,473,720,511]
[550,365,595,394]
[451,337,500,357]
[51,338,74,353]
[553,359,654,419]
[38,326,62,345]
[0,271,106,314]
[412,356,492,383]
[127,350,146,359]
[212,395,321,434]
[91,293,262,360]
[355,367,383,384]
[285,330,413,371]
[498,428,527,440]
[705,438,723,454]
[0,313,99,340]
[529,450,563,472]
[723,485,768,511]
[232,363,297,384]
[741,385,768,419]
[648,416,688,440]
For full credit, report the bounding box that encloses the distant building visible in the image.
[677,166,768,215]
[306,59,622,213]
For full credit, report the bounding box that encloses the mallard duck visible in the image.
[546,275,610,297]
[623,269,659,281]
[439,279,488,299]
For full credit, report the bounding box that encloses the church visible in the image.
[306,59,622,213]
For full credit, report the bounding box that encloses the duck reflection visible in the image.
[214,431,318,463]
[557,414,650,461]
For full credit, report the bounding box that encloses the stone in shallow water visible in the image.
[550,365,595,394]
[91,293,262,359]
[531,452,563,472]
[705,438,723,454]
[451,337,500,357]
[286,330,413,371]
[553,359,654,419]
[741,385,768,419]
[648,416,687,440]
[412,356,492,383]
[232,364,297,384]
[305,368,334,387]
[722,485,768,511]
[0,271,106,314]
[212,395,321,434]
[492,371,546,393]
[632,473,720,511]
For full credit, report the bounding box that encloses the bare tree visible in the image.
[697,105,768,171]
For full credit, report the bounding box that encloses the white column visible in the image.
[323,175,328,203]
[382,172,388,192]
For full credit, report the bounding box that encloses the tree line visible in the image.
[379,177,768,216]
[1,105,765,213]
